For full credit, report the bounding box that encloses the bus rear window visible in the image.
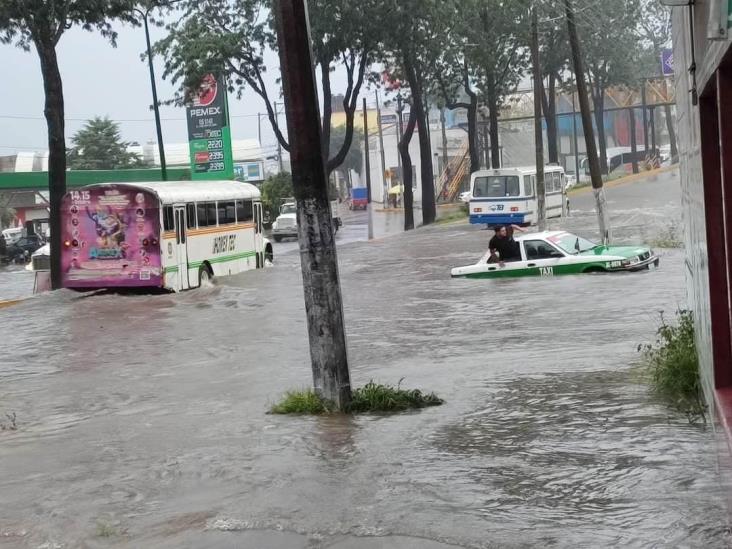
[473,176,520,197]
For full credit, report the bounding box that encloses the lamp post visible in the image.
[134,2,175,181]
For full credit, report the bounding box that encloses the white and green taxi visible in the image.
[451,231,659,279]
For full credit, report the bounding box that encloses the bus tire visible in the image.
[265,244,274,264]
[199,263,213,286]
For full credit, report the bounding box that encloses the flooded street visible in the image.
[1,170,730,547]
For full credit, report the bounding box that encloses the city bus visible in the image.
[468,165,567,226]
[60,180,273,292]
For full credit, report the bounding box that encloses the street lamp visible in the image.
[133,1,180,181]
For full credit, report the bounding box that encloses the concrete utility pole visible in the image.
[363,97,373,240]
[571,92,581,184]
[273,0,352,410]
[565,0,609,243]
[531,7,546,231]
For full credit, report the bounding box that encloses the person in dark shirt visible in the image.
[487,224,524,264]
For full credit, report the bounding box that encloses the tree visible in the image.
[637,0,677,162]
[156,0,376,175]
[473,0,528,169]
[68,116,144,170]
[0,0,136,289]
[538,10,571,165]
[377,0,452,227]
[328,124,362,184]
[577,0,645,174]
[261,171,293,220]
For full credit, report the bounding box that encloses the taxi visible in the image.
[451,231,659,279]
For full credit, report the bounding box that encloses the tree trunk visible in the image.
[565,0,608,243]
[664,103,678,163]
[531,7,546,231]
[461,62,481,174]
[36,41,66,290]
[274,0,351,410]
[486,70,501,169]
[399,106,418,231]
[405,63,435,226]
[440,107,448,173]
[320,58,333,166]
[541,74,559,164]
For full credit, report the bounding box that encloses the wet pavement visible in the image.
[1,169,731,547]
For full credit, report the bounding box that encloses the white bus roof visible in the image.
[79,180,261,204]
[471,165,564,177]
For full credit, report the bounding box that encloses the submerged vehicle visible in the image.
[451,231,659,279]
[61,181,272,292]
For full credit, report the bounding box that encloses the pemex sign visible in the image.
[186,74,234,180]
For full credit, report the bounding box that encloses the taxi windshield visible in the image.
[549,233,597,254]
[473,176,521,197]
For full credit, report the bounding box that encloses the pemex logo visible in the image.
[194,74,218,107]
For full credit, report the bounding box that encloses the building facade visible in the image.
[673,0,732,452]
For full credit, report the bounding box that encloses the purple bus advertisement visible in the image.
[61,185,162,289]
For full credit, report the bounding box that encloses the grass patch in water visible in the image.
[270,381,444,415]
[650,221,684,249]
[639,309,706,422]
[436,206,468,225]
[270,389,334,414]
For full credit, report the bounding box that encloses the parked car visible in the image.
[6,234,44,263]
[459,191,472,203]
[451,230,659,279]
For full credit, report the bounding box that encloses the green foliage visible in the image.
[0,0,137,50]
[329,124,362,177]
[155,0,375,174]
[261,172,293,220]
[0,196,16,228]
[348,381,444,413]
[639,310,706,421]
[270,389,334,415]
[68,117,143,170]
[270,382,444,415]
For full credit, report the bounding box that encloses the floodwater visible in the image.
[1,170,731,547]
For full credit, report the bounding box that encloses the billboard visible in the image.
[186,74,235,180]
[234,161,264,182]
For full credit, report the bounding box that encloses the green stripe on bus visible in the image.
[188,251,257,269]
[164,266,179,273]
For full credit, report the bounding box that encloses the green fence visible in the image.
[0,167,192,192]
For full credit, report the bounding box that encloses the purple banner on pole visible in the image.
[661,49,674,76]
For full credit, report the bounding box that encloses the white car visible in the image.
[459,191,472,203]
[272,200,342,242]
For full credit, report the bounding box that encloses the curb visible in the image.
[0,299,25,310]
[568,165,677,196]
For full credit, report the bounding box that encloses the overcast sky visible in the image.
[0,16,355,160]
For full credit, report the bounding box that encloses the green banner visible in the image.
[186,74,234,180]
